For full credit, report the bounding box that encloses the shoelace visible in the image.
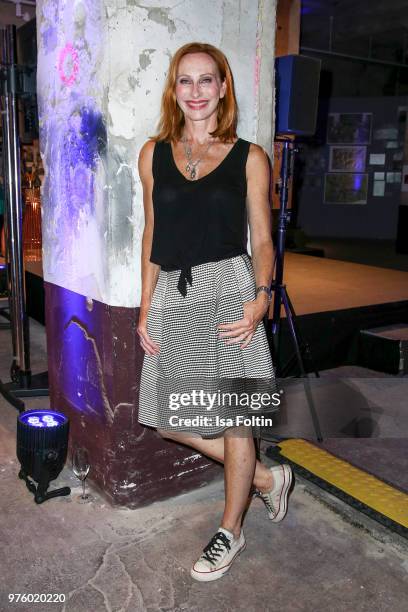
[202,531,232,566]
[254,488,276,514]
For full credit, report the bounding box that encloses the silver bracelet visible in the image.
[256,285,272,302]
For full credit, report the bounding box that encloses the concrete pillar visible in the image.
[36,0,277,507]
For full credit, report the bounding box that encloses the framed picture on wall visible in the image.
[327,113,372,145]
[329,145,366,172]
[324,173,368,204]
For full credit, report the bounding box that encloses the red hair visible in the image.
[150,42,238,143]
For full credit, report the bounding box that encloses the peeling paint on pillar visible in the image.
[36,0,277,506]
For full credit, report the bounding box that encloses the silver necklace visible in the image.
[181,135,216,180]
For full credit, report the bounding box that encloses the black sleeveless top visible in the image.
[150,137,251,297]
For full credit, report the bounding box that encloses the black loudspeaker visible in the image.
[396,205,408,254]
[275,54,321,136]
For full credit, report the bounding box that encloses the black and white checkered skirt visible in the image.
[138,253,279,439]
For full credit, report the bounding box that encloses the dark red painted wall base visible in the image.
[44,281,222,508]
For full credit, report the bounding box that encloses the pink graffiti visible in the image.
[58,42,79,86]
[254,54,261,88]
[254,31,261,101]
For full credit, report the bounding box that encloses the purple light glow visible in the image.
[301,0,325,15]
[56,106,106,227]
[353,175,364,189]
[20,410,68,428]
[59,289,108,421]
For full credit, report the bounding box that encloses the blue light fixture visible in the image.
[20,410,66,428]
[17,409,71,503]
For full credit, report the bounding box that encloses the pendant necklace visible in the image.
[181,135,216,180]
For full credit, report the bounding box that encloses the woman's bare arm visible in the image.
[245,142,274,302]
[137,139,160,355]
[218,142,273,349]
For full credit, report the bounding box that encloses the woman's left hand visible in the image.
[218,293,270,349]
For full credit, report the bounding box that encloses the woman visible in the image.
[137,42,292,582]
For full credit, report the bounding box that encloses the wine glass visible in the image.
[72,447,91,503]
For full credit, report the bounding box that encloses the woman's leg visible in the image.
[157,428,274,494]
[221,428,256,537]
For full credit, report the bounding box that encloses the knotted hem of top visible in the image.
[157,263,193,297]
[156,249,249,298]
[176,266,193,297]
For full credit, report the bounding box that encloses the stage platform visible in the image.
[267,253,408,375]
[283,252,408,316]
[0,257,45,325]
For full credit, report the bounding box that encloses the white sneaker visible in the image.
[255,464,293,522]
[190,527,246,582]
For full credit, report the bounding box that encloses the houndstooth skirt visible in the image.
[138,253,279,439]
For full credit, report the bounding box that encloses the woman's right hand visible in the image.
[137,312,160,356]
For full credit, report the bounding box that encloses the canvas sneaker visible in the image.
[254,463,293,522]
[190,527,246,582]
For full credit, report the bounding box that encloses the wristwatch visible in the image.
[256,285,272,303]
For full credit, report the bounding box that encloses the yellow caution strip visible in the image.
[278,439,408,528]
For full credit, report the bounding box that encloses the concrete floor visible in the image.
[0,316,407,612]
